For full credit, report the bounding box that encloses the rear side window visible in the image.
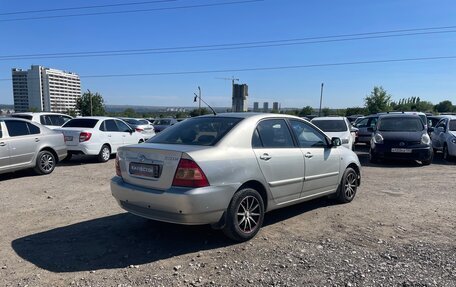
[5,120,31,137]
[63,118,98,128]
[255,119,294,148]
[312,119,347,132]
[104,120,119,132]
[27,123,40,134]
[148,117,242,146]
[449,120,456,131]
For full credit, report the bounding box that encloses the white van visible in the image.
[11,112,73,129]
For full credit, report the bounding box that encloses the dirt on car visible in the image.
[1,146,455,286]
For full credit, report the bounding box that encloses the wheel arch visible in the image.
[238,180,269,211]
[39,147,59,163]
[347,162,361,186]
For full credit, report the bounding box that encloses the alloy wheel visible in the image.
[102,147,110,161]
[236,196,261,234]
[40,153,54,172]
[344,172,357,199]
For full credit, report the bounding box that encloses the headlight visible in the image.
[421,134,431,145]
[342,138,349,144]
[451,138,456,144]
[373,133,383,144]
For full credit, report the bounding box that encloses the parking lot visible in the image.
[0,145,455,287]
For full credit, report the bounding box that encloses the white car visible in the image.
[56,117,145,162]
[311,117,358,150]
[11,112,73,129]
[430,115,456,160]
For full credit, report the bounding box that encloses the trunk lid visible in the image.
[118,143,209,190]
[55,127,94,146]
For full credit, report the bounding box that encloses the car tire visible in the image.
[336,167,358,203]
[98,145,111,163]
[223,188,265,242]
[422,151,433,166]
[33,150,56,175]
[369,149,378,163]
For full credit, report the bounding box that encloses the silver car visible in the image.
[120,118,156,140]
[111,113,361,241]
[430,115,456,160]
[0,118,67,175]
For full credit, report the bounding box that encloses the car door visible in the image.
[0,121,11,171]
[431,119,446,149]
[4,120,41,167]
[115,120,137,145]
[289,119,340,198]
[252,119,304,204]
[103,119,123,152]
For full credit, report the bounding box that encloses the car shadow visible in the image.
[12,198,332,273]
[0,169,40,181]
[58,154,114,166]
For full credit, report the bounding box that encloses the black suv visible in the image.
[369,114,433,165]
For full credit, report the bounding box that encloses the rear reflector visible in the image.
[172,159,209,188]
[79,132,92,142]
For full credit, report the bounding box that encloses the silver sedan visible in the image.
[0,117,67,175]
[111,113,361,241]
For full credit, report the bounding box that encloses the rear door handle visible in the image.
[259,153,272,161]
[0,142,6,146]
[35,138,40,142]
[305,152,313,158]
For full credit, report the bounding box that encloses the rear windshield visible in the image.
[138,120,149,125]
[378,117,423,132]
[62,118,98,128]
[11,114,33,120]
[449,120,456,131]
[147,117,243,146]
[312,120,347,132]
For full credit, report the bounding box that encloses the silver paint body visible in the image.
[111,113,361,225]
[0,117,67,174]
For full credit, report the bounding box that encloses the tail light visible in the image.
[115,154,122,177]
[135,127,144,132]
[79,132,92,142]
[172,159,209,188]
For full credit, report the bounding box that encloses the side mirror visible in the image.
[331,137,342,147]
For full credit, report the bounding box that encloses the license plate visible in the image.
[64,136,73,141]
[129,162,160,178]
[391,148,412,153]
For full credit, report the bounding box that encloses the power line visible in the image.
[1,27,456,61]
[1,55,455,81]
[0,0,179,16]
[0,0,264,22]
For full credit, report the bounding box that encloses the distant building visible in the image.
[263,102,269,112]
[232,84,248,112]
[12,65,81,113]
[272,102,279,111]
[253,102,259,112]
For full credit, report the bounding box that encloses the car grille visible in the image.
[384,140,421,147]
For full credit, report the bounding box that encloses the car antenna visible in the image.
[194,87,217,115]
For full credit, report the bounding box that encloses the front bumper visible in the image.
[110,176,235,225]
[371,144,432,161]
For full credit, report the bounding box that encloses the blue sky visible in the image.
[1,0,455,109]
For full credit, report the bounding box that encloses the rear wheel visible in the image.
[422,151,433,166]
[336,167,358,203]
[223,188,264,242]
[33,150,56,175]
[98,145,111,162]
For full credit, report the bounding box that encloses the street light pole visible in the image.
[318,83,324,117]
[198,86,201,116]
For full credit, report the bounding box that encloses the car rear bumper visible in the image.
[55,145,68,161]
[110,176,235,225]
[66,143,101,156]
[371,145,432,160]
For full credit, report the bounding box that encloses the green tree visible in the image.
[76,90,106,116]
[434,100,454,113]
[345,107,367,116]
[298,106,313,116]
[122,108,137,118]
[364,86,392,114]
[321,107,331,116]
[66,108,77,117]
[189,108,211,117]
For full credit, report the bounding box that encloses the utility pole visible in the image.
[88,89,93,116]
[198,86,201,116]
[318,83,324,117]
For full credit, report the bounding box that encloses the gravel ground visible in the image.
[0,145,455,287]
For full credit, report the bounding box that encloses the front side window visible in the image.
[255,119,294,148]
[115,120,132,132]
[290,120,328,148]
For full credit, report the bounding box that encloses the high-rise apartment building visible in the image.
[263,102,269,112]
[253,102,259,112]
[232,84,248,112]
[273,102,280,111]
[12,65,81,113]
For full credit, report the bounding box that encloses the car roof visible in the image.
[13,112,71,116]
[311,116,346,121]
[378,114,422,119]
[72,116,117,120]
